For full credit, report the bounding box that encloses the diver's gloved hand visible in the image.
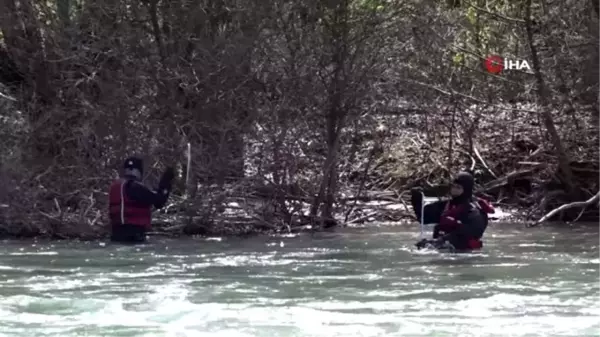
[163,167,175,181]
[415,238,429,249]
[410,186,423,197]
[159,167,175,190]
[411,187,423,206]
[433,235,456,250]
[437,240,456,251]
[436,234,449,243]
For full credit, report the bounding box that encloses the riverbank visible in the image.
[0,190,533,241]
[0,104,597,241]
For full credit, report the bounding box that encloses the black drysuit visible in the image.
[411,172,489,250]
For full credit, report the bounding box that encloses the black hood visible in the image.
[451,171,474,204]
[123,156,143,180]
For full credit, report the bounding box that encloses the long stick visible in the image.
[185,142,191,197]
[420,192,425,239]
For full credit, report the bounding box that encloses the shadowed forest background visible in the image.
[0,0,598,238]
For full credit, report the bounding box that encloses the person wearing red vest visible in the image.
[411,171,495,251]
[108,157,175,243]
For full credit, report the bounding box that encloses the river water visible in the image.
[0,224,598,337]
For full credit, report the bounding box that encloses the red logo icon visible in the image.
[484,55,504,74]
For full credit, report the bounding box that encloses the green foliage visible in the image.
[451,1,524,70]
[466,6,477,25]
[452,52,465,66]
[353,0,387,12]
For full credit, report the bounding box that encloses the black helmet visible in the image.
[123,156,143,179]
[451,171,474,200]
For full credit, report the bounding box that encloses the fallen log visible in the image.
[345,211,379,225]
[529,191,600,227]
[483,165,545,192]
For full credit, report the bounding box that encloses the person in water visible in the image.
[108,157,175,243]
[411,171,494,251]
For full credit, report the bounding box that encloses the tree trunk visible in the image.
[524,0,577,197]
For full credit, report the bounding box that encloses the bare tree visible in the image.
[0,0,596,238]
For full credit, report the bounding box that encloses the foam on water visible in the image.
[0,225,598,337]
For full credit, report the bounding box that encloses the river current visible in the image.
[0,224,598,337]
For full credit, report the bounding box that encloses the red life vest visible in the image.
[438,202,465,232]
[108,179,152,228]
[438,197,495,234]
[439,204,484,250]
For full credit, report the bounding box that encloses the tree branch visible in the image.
[530,192,600,227]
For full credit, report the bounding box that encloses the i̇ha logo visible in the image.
[484,55,531,74]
